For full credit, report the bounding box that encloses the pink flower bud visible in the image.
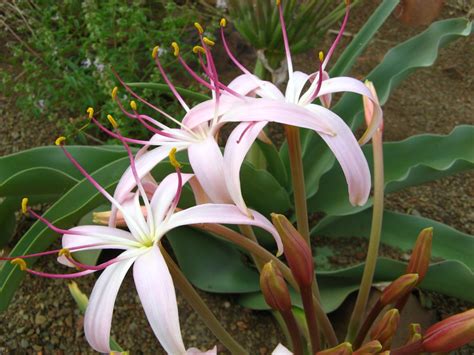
[370,309,400,350]
[423,309,474,352]
[353,340,382,354]
[380,273,419,306]
[315,342,352,355]
[271,214,314,287]
[406,227,433,283]
[260,261,292,312]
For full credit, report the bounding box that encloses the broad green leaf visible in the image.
[167,226,260,293]
[314,209,474,270]
[295,17,473,200]
[127,82,210,102]
[0,198,17,247]
[0,145,127,182]
[239,259,474,312]
[256,140,289,189]
[308,125,474,215]
[0,157,131,312]
[329,0,400,77]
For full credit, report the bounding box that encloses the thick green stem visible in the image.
[284,125,310,244]
[160,245,248,355]
[195,223,338,346]
[300,286,320,353]
[281,309,304,355]
[346,130,385,342]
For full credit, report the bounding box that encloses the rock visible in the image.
[35,313,47,326]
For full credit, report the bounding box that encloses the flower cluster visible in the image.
[2,1,392,353]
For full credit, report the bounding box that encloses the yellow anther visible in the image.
[319,51,324,62]
[345,0,350,5]
[152,46,159,59]
[203,37,215,47]
[276,0,281,5]
[111,86,118,100]
[58,248,71,258]
[11,258,27,271]
[21,197,28,214]
[220,18,227,27]
[55,136,66,146]
[194,22,204,35]
[107,114,118,129]
[130,100,137,111]
[168,148,182,169]
[86,107,94,119]
[192,45,206,55]
[171,42,180,57]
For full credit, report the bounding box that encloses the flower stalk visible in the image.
[346,81,384,342]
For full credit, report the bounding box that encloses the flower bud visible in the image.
[370,309,400,350]
[379,273,419,306]
[406,227,433,283]
[315,342,352,355]
[422,308,474,352]
[406,323,422,345]
[353,340,382,354]
[260,261,292,312]
[271,214,314,287]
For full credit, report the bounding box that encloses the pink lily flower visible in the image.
[6,140,281,354]
[109,1,381,217]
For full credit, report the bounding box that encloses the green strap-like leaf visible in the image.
[314,209,474,270]
[308,125,474,215]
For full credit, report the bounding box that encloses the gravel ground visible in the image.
[1,0,473,353]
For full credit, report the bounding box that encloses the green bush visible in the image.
[1,0,200,140]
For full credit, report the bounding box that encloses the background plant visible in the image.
[1,0,202,140]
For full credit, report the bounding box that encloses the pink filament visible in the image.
[91,117,150,145]
[278,2,294,75]
[153,56,190,112]
[0,243,102,261]
[27,208,82,236]
[220,26,252,76]
[236,122,256,144]
[323,3,350,69]
[305,59,325,104]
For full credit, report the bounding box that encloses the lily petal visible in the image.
[223,121,268,215]
[285,71,309,104]
[166,204,283,255]
[134,246,187,354]
[188,135,232,204]
[187,346,217,354]
[272,343,293,354]
[150,172,195,224]
[306,104,371,206]
[84,251,138,353]
[121,191,150,239]
[219,98,335,136]
[111,145,188,227]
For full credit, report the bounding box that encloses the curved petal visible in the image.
[300,77,383,143]
[121,192,150,239]
[187,346,217,354]
[182,95,239,128]
[150,172,194,224]
[306,104,371,206]
[272,343,293,355]
[110,145,189,227]
[166,204,283,255]
[84,250,138,353]
[228,73,284,100]
[62,225,140,252]
[223,121,268,215]
[285,71,309,104]
[188,136,232,204]
[220,98,335,135]
[134,246,187,354]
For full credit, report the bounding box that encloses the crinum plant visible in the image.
[0,0,473,353]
